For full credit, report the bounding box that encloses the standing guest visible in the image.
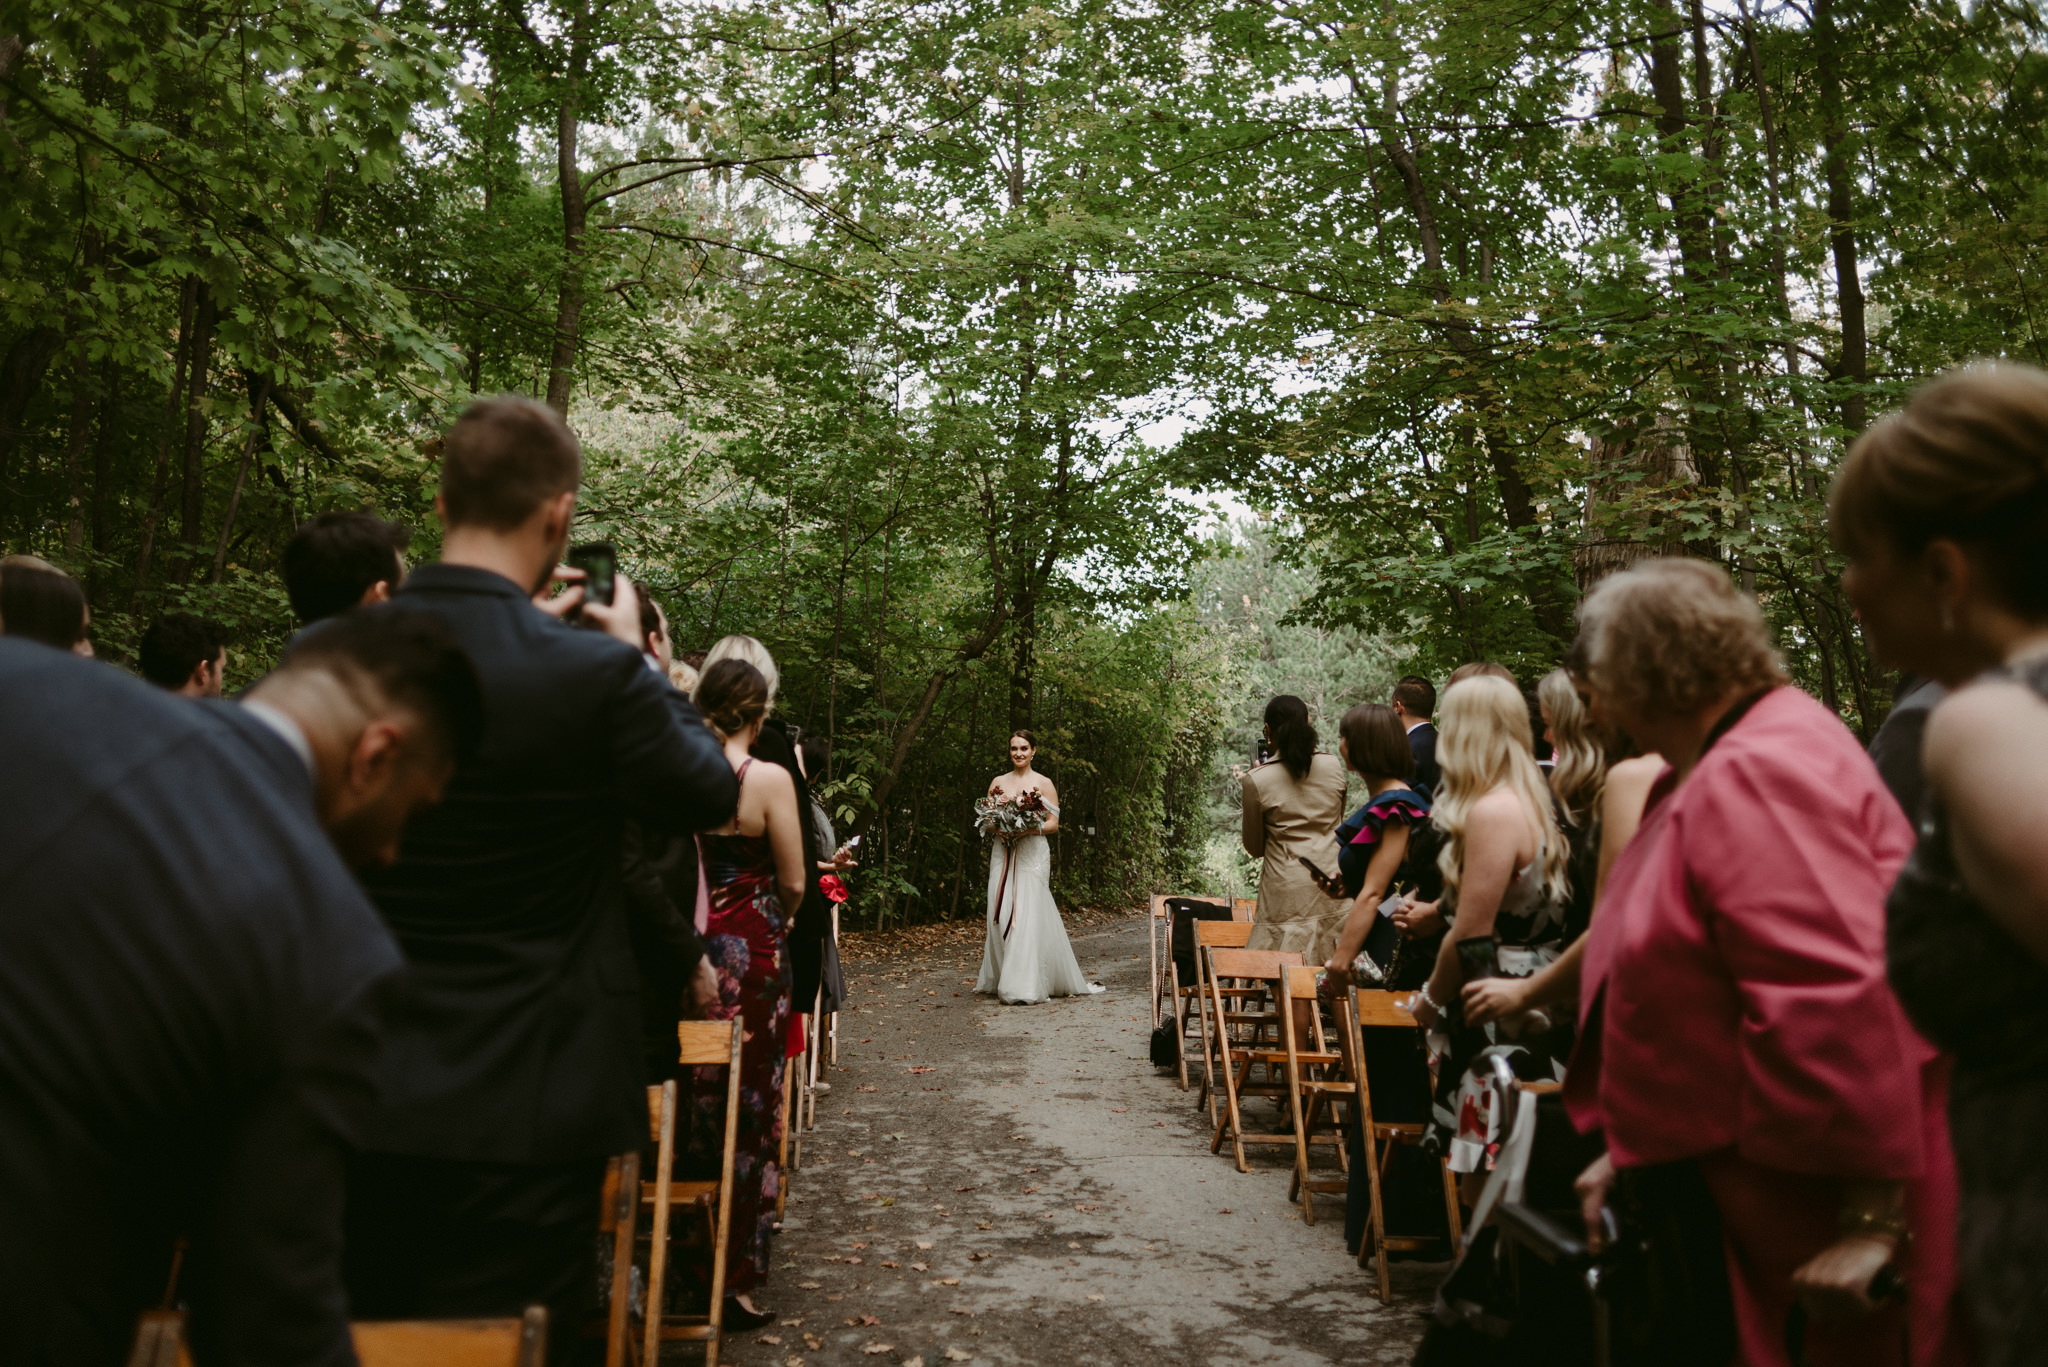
[1833,362,2048,1367]
[687,659,808,1328]
[1405,674,1570,1172]
[1538,667,1608,945]
[1242,694,1350,965]
[0,554,93,655]
[280,510,410,625]
[0,607,479,1367]
[139,612,228,697]
[342,397,737,1351]
[1565,558,1965,1367]
[1866,674,1947,820]
[1391,674,1440,796]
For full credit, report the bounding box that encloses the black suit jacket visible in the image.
[1408,720,1440,797]
[0,640,400,1367]
[357,564,737,1164]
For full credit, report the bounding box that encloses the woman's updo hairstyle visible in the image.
[694,658,770,739]
[1263,694,1316,780]
[1010,728,1037,750]
[702,633,779,705]
[1831,362,2048,618]
[1578,558,1786,719]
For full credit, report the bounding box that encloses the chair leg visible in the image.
[1365,1130,1393,1303]
[643,1082,677,1367]
[1440,1155,1466,1250]
[1171,965,1191,1091]
[605,1151,639,1367]
[777,1056,794,1221]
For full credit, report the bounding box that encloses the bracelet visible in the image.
[1415,982,1443,1014]
[1839,1207,1910,1243]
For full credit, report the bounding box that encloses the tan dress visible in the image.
[1241,753,1350,965]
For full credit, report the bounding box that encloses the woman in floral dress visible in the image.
[686,658,808,1326]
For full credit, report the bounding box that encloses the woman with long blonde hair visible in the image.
[1405,673,1570,1171]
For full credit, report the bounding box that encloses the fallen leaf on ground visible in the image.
[862,1343,893,1355]
[946,1351,973,1363]
[904,1358,925,1367]
[1067,1242,1081,1250]
[850,1241,869,1250]
[803,1333,824,1348]
[1219,1208,1233,1214]
[1111,1109,1127,1113]
[858,1086,878,1093]
[757,1333,784,1345]
[915,1240,933,1249]
[880,1260,899,1268]
[1087,1294,1105,1303]
[1074,1203,1101,1212]
[779,1318,804,1327]
[969,1252,990,1261]
[798,1281,822,1290]
[908,1066,933,1074]
[952,1185,976,1192]
[975,1221,993,1230]
[910,1261,928,1271]
[846,1256,864,1264]
[936,1277,961,1286]
[1021,1185,1038,1195]
[787,1358,805,1367]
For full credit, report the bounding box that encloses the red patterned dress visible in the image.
[685,759,791,1295]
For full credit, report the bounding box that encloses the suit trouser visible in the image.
[343,1151,606,1362]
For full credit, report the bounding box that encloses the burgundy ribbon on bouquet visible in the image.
[994,841,1019,940]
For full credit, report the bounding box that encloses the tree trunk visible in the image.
[544,20,591,416]
[211,375,271,582]
[0,326,63,534]
[131,277,200,607]
[177,286,218,564]
[854,605,1011,841]
[1814,0,1868,433]
[62,353,89,554]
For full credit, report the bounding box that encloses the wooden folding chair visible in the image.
[1179,919,1254,1103]
[131,1308,547,1367]
[1232,897,1257,921]
[1346,986,1465,1303]
[1205,946,1305,1171]
[1277,966,1353,1224]
[1149,893,1226,1027]
[776,1054,795,1218]
[606,1020,744,1367]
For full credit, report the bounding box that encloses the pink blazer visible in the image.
[1564,686,1928,1178]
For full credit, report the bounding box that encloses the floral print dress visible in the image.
[685,759,791,1295]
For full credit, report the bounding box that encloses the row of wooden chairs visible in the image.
[1152,891,1465,1305]
[128,1308,547,1367]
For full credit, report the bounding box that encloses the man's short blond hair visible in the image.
[1578,559,1786,719]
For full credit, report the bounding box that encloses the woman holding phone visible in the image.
[1242,695,1350,965]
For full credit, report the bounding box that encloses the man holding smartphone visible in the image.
[343,397,737,1351]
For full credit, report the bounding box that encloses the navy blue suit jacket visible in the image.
[356,564,737,1164]
[1408,720,1440,797]
[0,640,400,1367]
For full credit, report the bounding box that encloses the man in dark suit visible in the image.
[1392,674,1439,796]
[343,397,738,1345]
[0,608,481,1367]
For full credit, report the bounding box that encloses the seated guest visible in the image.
[0,607,479,1367]
[343,398,736,1355]
[1833,362,2048,1366]
[281,510,410,624]
[139,611,228,697]
[1564,558,1965,1367]
[0,554,92,655]
[1391,674,1440,796]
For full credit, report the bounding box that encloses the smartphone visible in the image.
[846,835,862,849]
[1297,855,1343,898]
[567,542,616,607]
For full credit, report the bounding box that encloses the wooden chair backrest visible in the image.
[130,1312,544,1367]
[1352,987,1420,1030]
[1284,965,1321,1001]
[1205,947,1301,981]
[1232,897,1257,922]
[678,1018,743,1068]
[1194,920,1255,950]
[353,1316,545,1367]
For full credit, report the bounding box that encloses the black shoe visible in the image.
[723,1298,774,1331]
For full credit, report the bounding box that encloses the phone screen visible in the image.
[568,542,616,607]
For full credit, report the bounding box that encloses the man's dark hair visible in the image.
[281,606,485,763]
[282,511,411,624]
[637,592,666,651]
[1392,674,1437,719]
[138,613,227,689]
[797,734,830,779]
[438,397,582,531]
[0,559,88,650]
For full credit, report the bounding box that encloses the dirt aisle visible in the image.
[715,913,1437,1367]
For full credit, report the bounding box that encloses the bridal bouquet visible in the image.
[975,789,1048,841]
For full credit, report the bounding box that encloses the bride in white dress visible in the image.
[975,729,1105,1005]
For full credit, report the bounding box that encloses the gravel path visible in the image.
[712,913,1439,1367]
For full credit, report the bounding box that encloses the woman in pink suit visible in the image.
[1563,558,1968,1367]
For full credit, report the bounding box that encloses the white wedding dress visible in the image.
[975,815,1104,1005]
